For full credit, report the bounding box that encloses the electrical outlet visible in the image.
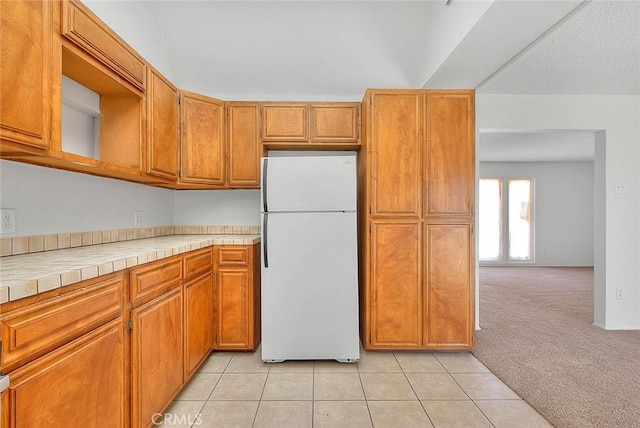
[616,288,624,299]
[134,211,144,227]
[614,182,626,194]
[0,209,16,234]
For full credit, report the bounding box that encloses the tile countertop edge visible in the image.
[0,235,260,304]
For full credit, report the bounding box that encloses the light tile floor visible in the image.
[155,347,553,427]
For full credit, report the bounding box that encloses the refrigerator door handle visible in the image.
[263,213,269,268]
[262,158,269,213]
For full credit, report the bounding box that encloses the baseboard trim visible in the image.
[593,322,640,330]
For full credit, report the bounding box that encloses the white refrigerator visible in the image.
[260,155,360,363]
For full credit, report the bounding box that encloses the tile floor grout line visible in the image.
[251,352,270,428]
[470,400,498,428]
[445,364,498,428]
[356,366,376,428]
[395,351,437,427]
[253,359,271,426]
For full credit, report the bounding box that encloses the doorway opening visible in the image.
[476,128,604,327]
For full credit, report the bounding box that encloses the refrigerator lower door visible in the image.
[261,211,359,362]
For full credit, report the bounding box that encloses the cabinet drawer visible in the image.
[130,257,183,303]
[0,274,123,373]
[61,0,145,91]
[216,247,249,267]
[184,248,213,280]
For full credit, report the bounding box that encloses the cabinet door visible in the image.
[370,92,422,218]
[131,288,183,428]
[215,267,254,350]
[214,246,260,350]
[0,0,53,153]
[261,104,308,141]
[147,68,178,180]
[180,91,224,185]
[310,104,359,143]
[227,103,261,188]
[424,223,474,348]
[424,91,475,217]
[184,273,214,378]
[368,221,422,348]
[4,319,126,427]
[60,0,145,92]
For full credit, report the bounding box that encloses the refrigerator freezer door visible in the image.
[261,211,359,362]
[262,156,357,213]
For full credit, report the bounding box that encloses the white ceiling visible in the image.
[84,0,640,98]
[478,0,640,95]
[84,0,638,162]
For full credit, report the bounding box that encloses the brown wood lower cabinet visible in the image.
[424,223,474,349]
[184,272,214,378]
[131,286,183,428]
[213,244,260,350]
[363,221,475,350]
[2,318,126,427]
[368,221,422,349]
[0,243,260,427]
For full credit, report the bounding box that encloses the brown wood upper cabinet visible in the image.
[261,104,308,141]
[0,0,55,155]
[147,67,179,181]
[369,92,422,218]
[261,102,360,147]
[424,92,475,218]
[179,91,225,186]
[226,102,261,188]
[2,0,150,183]
[310,104,359,143]
[61,0,146,92]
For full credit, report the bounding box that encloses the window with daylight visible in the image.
[479,178,534,262]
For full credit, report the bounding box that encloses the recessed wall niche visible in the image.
[62,75,100,159]
[61,46,143,171]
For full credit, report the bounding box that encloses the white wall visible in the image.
[593,130,607,327]
[0,160,174,236]
[478,94,640,329]
[173,190,260,226]
[480,161,594,266]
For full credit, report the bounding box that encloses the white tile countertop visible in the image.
[0,234,260,304]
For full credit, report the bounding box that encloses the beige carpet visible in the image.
[472,267,640,428]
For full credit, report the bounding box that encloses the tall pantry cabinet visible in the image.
[359,89,475,350]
